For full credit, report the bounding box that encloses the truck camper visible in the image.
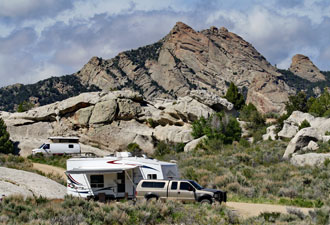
[32,136,81,155]
[65,152,179,201]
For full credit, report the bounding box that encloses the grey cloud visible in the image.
[0,0,73,21]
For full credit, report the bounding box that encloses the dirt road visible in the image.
[32,163,67,180]
[226,201,313,218]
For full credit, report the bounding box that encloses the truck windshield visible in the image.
[189,180,203,190]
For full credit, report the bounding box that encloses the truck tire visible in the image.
[200,199,211,205]
[146,196,158,202]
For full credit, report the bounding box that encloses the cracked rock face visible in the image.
[3,90,232,156]
[75,22,292,114]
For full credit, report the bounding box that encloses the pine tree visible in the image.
[225,82,245,110]
[0,118,14,154]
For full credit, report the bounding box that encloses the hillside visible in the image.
[0,75,100,112]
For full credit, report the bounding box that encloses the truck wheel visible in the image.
[200,199,211,205]
[146,196,158,202]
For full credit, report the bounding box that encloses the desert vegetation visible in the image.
[1,195,329,224]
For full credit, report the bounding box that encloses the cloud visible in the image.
[206,3,330,69]
[0,0,330,88]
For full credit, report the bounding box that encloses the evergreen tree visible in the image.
[308,90,330,117]
[225,82,245,110]
[0,118,14,154]
[285,91,309,115]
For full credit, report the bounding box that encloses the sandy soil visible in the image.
[33,163,67,180]
[226,201,313,218]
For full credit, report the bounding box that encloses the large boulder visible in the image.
[290,153,330,167]
[72,106,94,126]
[89,99,117,124]
[163,96,215,122]
[85,120,154,153]
[117,99,142,120]
[189,90,233,111]
[154,124,193,143]
[283,127,320,159]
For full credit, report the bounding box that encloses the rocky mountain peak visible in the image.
[88,56,102,66]
[170,21,195,34]
[289,54,325,82]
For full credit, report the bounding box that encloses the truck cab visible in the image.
[135,179,227,204]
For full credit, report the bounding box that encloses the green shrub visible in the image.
[191,113,242,146]
[299,119,311,130]
[17,101,34,112]
[146,118,157,128]
[126,143,143,156]
[0,118,14,154]
[225,82,245,110]
[154,141,171,156]
[308,90,330,117]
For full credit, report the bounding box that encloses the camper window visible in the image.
[147,174,157,179]
[43,144,50,149]
[90,175,104,188]
[68,144,74,148]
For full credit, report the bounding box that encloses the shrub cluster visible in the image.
[191,112,242,145]
[158,140,330,208]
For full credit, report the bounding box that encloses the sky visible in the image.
[0,0,330,88]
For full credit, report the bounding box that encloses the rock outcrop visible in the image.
[289,54,326,82]
[262,125,277,141]
[75,22,293,114]
[281,111,330,159]
[0,167,66,199]
[290,153,330,167]
[3,90,230,156]
[278,111,330,139]
[283,127,320,159]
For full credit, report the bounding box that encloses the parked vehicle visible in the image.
[135,179,227,204]
[32,136,81,155]
[65,152,180,201]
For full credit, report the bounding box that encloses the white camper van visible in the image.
[65,152,179,200]
[32,137,81,155]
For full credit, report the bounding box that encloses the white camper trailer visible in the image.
[65,152,179,200]
[32,137,81,155]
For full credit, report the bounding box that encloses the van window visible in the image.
[141,181,165,188]
[90,175,104,188]
[43,144,50,149]
[180,182,193,191]
[147,174,157,179]
[68,144,74,148]
[171,182,177,190]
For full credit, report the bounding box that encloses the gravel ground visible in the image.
[0,167,66,199]
[226,202,313,218]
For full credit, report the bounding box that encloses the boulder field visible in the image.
[1,90,233,156]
